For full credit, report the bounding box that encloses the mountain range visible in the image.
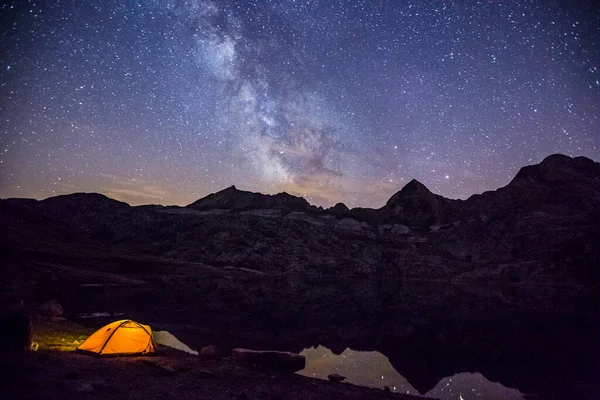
[1,154,599,286]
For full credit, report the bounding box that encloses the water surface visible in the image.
[53,276,598,399]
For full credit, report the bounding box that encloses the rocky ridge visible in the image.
[1,154,599,285]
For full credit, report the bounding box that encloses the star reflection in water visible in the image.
[298,345,418,395]
[298,345,524,400]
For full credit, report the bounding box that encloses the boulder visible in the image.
[75,382,94,392]
[378,224,410,236]
[328,373,346,382]
[0,296,32,363]
[198,344,222,359]
[231,348,305,372]
[334,218,364,235]
[63,381,94,393]
[40,300,63,317]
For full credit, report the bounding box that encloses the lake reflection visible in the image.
[298,345,419,394]
[63,277,599,399]
[426,373,523,400]
[298,345,524,400]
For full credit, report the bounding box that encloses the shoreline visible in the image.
[4,316,434,400]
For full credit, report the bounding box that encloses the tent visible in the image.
[76,320,157,356]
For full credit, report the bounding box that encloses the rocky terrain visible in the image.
[1,153,599,286]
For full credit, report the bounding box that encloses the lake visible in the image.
[52,274,598,400]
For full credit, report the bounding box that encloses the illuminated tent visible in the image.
[76,320,157,356]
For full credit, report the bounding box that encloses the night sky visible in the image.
[1,0,598,208]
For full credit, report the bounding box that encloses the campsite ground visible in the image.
[3,253,599,399]
[3,317,433,400]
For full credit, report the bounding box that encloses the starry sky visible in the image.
[1,0,598,208]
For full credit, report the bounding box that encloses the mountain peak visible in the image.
[188,186,312,211]
[381,179,458,227]
[512,154,599,184]
[327,202,349,214]
[401,179,431,195]
[42,192,130,208]
[541,153,573,165]
[385,179,432,206]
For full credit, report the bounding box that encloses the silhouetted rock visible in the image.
[378,224,411,236]
[328,373,347,382]
[231,348,306,372]
[327,202,350,214]
[188,186,312,212]
[0,295,31,368]
[381,179,459,228]
[199,344,222,359]
[63,381,94,393]
[40,300,64,317]
[465,153,600,217]
[334,218,366,236]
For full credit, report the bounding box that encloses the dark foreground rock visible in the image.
[0,295,32,368]
[3,350,436,400]
[232,348,306,372]
[39,300,64,317]
[198,344,222,359]
[328,373,346,382]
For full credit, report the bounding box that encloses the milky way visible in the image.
[1,0,598,207]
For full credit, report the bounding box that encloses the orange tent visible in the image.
[77,320,157,356]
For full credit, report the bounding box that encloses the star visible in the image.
[0,0,597,206]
